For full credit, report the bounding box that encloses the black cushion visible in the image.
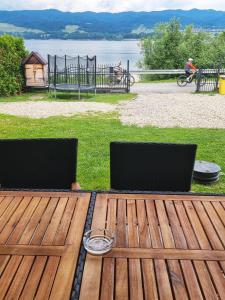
[0,138,78,189]
[110,142,197,192]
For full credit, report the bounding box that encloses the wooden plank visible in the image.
[212,202,225,226]
[116,199,127,247]
[203,201,225,248]
[18,197,50,244]
[174,201,200,249]
[193,201,224,250]
[194,261,219,300]
[31,197,59,245]
[155,200,175,248]
[136,200,151,248]
[129,259,144,300]
[127,200,138,247]
[141,259,158,300]
[100,258,115,300]
[180,260,204,299]
[66,193,91,245]
[115,258,129,300]
[0,197,13,218]
[0,255,10,276]
[42,197,68,245]
[0,197,23,233]
[105,248,225,260]
[155,259,173,300]
[207,261,225,299]
[4,256,35,300]
[165,200,188,249]
[35,256,60,300]
[19,256,48,299]
[108,193,225,202]
[53,197,77,245]
[167,259,189,300]
[0,197,32,244]
[79,255,103,300]
[79,194,108,300]
[50,194,91,300]
[183,201,211,249]
[0,245,65,256]
[106,198,117,233]
[0,256,23,300]
[7,197,41,244]
[0,190,88,198]
[145,200,162,248]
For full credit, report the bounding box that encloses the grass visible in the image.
[0,112,224,193]
[0,92,136,104]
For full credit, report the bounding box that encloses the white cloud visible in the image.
[0,0,225,12]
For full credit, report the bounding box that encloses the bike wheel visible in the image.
[195,75,206,86]
[129,75,135,86]
[177,75,188,87]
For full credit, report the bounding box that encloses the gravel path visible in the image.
[0,83,225,128]
[0,101,115,118]
[119,92,225,128]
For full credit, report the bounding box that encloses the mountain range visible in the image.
[0,9,225,39]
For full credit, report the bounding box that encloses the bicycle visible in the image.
[177,70,206,87]
[109,64,135,86]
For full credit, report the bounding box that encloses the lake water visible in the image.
[25,39,142,70]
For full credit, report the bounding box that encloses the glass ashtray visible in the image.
[83,228,114,255]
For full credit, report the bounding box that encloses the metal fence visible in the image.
[48,55,130,93]
[96,61,130,92]
[195,67,223,92]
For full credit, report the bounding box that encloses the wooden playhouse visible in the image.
[23,52,47,87]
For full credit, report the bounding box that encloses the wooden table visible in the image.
[0,190,91,300]
[79,193,225,300]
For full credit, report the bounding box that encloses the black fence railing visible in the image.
[96,61,130,92]
[196,66,225,92]
[48,54,130,93]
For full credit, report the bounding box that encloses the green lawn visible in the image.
[0,92,135,104]
[0,112,224,193]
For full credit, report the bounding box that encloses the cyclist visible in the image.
[185,58,197,81]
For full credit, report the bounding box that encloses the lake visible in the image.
[25,40,142,70]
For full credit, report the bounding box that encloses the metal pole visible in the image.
[65,55,67,83]
[78,55,80,99]
[54,55,57,97]
[196,69,202,92]
[127,60,130,93]
[94,56,97,94]
[47,54,50,91]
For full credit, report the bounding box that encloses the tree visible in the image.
[140,19,224,70]
[0,35,28,96]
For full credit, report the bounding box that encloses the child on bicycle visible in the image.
[185,58,197,81]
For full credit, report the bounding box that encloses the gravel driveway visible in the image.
[119,92,225,128]
[0,83,225,128]
[0,101,115,118]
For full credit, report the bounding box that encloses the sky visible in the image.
[0,0,225,12]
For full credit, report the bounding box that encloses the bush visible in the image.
[0,35,28,96]
[140,19,225,71]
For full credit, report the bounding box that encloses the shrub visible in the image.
[0,35,28,96]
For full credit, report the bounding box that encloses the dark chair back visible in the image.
[110,142,197,192]
[0,138,78,189]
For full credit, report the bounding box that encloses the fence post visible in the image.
[54,55,57,88]
[127,60,130,93]
[94,56,97,91]
[215,65,221,91]
[86,55,89,85]
[65,55,67,84]
[196,68,202,92]
[47,54,50,87]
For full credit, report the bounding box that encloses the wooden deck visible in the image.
[79,193,225,300]
[0,191,90,300]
